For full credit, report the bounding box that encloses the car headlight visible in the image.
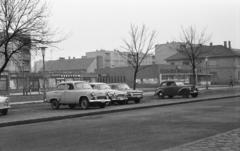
[3,98,9,106]
[127,93,133,97]
[90,92,97,100]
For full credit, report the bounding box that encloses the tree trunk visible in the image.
[192,64,196,86]
[133,68,138,90]
[0,57,10,76]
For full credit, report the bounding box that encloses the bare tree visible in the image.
[176,26,210,86]
[118,24,157,89]
[0,0,60,76]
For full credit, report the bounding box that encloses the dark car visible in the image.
[109,83,143,104]
[154,81,198,99]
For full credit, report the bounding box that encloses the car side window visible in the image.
[67,83,74,90]
[168,82,176,86]
[161,82,167,87]
[57,84,67,90]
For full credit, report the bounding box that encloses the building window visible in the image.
[182,61,190,65]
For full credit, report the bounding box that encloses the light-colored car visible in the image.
[90,82,128,105]
[45,81,110,110]
[109,83,143,104]
[0,96,10,115]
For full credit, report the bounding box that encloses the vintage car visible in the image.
[109,83,143,104]
[154,81,198,99]
[45,81,110,110]
[0,96,10,115]
[90,82,128,105]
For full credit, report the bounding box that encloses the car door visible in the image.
[62,83,76,103]
[56,84,68,103]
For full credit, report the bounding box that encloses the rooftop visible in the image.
[45,57,95,72]
[166,45,240,61]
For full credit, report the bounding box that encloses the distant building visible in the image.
[0,35,31,93]
[34,57,98,88]
[85,49,155,68]
[155,42,181,64]
[165,41,240,84]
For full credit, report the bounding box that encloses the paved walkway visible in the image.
[163,128,240,151]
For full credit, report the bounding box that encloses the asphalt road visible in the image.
[0,97,239,151]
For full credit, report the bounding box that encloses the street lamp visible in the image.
[40,46,47,101]
[205,56,209,89]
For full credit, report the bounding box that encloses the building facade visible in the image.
[34,57,99,88]
[85,49,155,68]
[0,39,31,94]
[155,42,181,64]
[165,42,240,85]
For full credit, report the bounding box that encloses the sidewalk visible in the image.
[163,128,240,151]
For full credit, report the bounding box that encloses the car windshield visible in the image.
[117,84,130,90]
[98,84,111,90]
[176,82,184,86]
[74,82,92,90]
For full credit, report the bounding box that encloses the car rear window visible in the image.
[74,82,92,89]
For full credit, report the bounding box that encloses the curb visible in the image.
[1,94,240,128]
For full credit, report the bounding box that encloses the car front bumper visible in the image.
[0,105,10,110]
[89,99,111,103]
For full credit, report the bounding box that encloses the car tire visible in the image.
[51,100,60,110]
[80,97,89,110]
[1,109,8,115]
[134,99,140,104]
[182,91,190,98]
[99,103,106,108]
[118,100,126,105]
[157,92,165,99]
[191,93,198,98]
[68,104,76,109]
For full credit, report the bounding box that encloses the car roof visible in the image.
[58,81,87,85]
[90,82,108,85]
[162,80,175,83]
[108,83,126,85]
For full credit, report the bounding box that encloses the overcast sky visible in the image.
[42,0,240,61]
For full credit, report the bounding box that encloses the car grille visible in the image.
[97,96,107,99]
[132,92,142,96]
[117,94,126,97]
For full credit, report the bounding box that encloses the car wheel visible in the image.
[68,104,76,109]
[1,109,8,115]
[99,103,106,108]
[134,99,140,104]
[51,100,60,110]
[182,91,190,98]
[191,93,198,98]
[118,100,126,105]
[80,98,89,110]
[157,92,165,99]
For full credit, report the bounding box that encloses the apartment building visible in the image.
[85,49,155,68]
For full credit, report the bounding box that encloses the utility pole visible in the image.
[40,46,47,101]
[205,56,209,89]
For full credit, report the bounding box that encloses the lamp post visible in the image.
[40,46,47,101]
[205,56,208,89]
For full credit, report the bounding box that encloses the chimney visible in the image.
[210,42,213,46]
[228,41,231,49]
[223,41,227,47]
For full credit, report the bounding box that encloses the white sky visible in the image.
[41,0,240,61]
